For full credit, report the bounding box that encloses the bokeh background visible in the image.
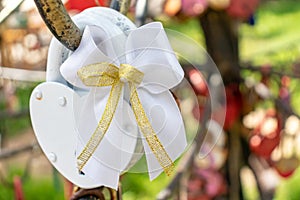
[0,0,300,199]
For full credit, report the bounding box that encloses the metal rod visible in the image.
[120,0,131,15]
[110,0,120,11]
[34,0,82,51]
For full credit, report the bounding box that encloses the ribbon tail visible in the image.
[77,81,124,171]
[129,83,174,176]
[136,89,187,180]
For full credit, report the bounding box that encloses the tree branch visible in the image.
[0,143,38,160]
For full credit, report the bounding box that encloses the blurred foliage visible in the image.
[275,168,300,200]
[240,0,300,66]
[164,18,205,47]
[0,167,64,200]
[0,83,36,137]
[122,173,169,200]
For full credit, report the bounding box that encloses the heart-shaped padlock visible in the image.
[30,7,140,189]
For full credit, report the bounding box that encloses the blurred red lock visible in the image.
[222,84,242,130]
[65,0,105,12]
[249,110,281,158]
[181,0,208,17]
[189,70,242,130]
[226,0,260,20]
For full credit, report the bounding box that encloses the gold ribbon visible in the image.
[77,62,174,176]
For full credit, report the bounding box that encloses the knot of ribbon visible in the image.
[76,62,174,176]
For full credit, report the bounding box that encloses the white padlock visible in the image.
[30,7,143,189]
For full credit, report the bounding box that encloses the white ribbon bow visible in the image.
[60,22,187,189]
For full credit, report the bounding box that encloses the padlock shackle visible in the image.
[34,0,82,51]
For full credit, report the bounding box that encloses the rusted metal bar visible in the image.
[34,0,81,51]
[70,186,119,200]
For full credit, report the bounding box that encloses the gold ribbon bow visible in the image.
[76,62,174,176]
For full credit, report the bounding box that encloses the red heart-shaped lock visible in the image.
[249,110,281,158]
[249,133,280,158]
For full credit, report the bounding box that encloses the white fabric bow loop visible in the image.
[60,22,187,189]
[126,22,184,94]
